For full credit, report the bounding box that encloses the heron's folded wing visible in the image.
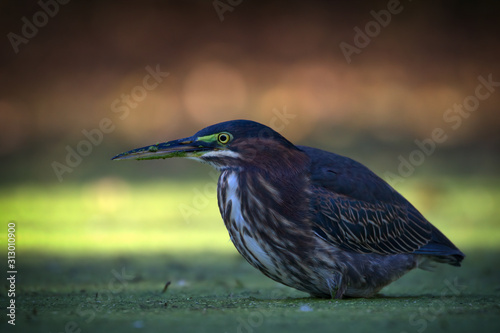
[311,187,432,254]
[300,146,432,254]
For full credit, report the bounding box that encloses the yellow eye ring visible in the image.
[217,132,231,144]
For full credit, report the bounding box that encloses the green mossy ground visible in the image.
[5,252,500,333]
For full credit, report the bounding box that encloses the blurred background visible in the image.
[1,0,499,298]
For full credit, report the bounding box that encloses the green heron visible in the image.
[112,120,464,298]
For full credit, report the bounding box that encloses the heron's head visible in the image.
[112,120,303,171]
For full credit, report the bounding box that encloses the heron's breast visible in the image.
[218,171,281,276]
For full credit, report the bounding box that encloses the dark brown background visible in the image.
[1,0,499,183]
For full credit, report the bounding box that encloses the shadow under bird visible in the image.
[112,120,464,298]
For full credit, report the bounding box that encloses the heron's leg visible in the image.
[327,273,346,299]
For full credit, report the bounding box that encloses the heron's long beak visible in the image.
[111,137,212,161]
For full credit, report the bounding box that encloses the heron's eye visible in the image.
[217,132,231,144]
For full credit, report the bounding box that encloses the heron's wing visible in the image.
[311,186,433,254]
[300,146,432,254]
